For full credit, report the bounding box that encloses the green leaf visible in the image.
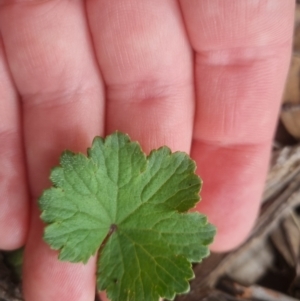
[39,132,216,301]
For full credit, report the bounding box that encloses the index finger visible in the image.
[179,0,294,251]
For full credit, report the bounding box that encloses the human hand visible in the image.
[0,1,294,300]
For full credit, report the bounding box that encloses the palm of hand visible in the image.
[0,1,294,301]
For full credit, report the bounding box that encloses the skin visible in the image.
[0,0,294,300]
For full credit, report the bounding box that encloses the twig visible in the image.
[282,102,300,112]
[220,279,299,301]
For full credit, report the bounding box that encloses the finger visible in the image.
[86,0,194,154]
[0,37,29,250]
[179,0,294,251]
[98,291,108,301]
[0,1,104,300]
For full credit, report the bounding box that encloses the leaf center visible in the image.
[98,224,118,258]
[109,224,118,234]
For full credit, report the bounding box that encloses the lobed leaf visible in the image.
[39,132,216,301]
